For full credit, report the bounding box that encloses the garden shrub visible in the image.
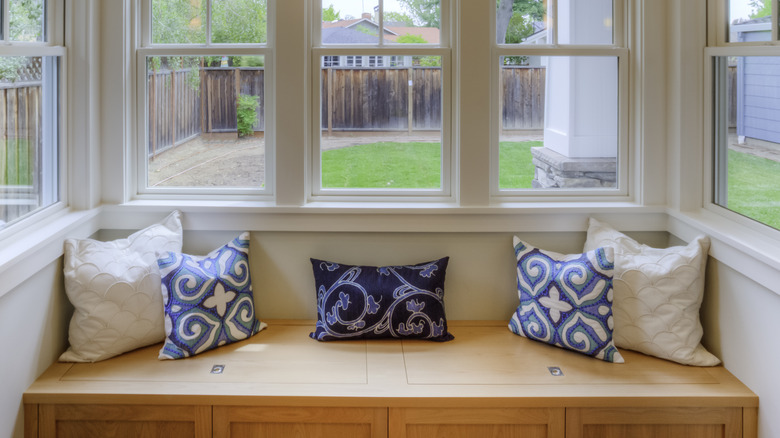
[237,94,259,137]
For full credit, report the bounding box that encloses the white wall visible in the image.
[702,260,780,438]
[0,260,71,438]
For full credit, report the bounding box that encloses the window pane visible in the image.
[714,56,780,230]
[1,56,58,230]
[9,0,45,42]
[728,0,772,43]
[152,0,206,44]
[496,0,547,45]
[320,55,442,189]
[499,56,618,190]
[322,0,380,45]
[385,0,440,45]
[212,0,267,44]
[146,56,265,189]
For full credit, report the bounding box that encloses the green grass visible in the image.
[1,139,33,186]
[322,142,441,189]
[322,140,543,189]
[727,150,780,230]
[499,141,542,189]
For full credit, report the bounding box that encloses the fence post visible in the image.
[150,70,157,157]
[199,60,206,134]
[327,67,333,137]
[235,67,241,136]
[170,69,176,147]
[407,67,413,134]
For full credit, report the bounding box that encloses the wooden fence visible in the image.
[147,67,265,156]
[0,81,42,224]
[501,67,546,130]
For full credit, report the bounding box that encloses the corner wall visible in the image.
[0,260,71,438]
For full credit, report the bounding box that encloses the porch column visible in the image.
[533,0,617,188]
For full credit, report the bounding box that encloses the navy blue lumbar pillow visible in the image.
[310,257,454,342]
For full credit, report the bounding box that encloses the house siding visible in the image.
[737,55,780,144]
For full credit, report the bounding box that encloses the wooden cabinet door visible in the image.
[213,406,388,438]
[566,407,745,438]
[390,407,565,438]
[38,404,211,438]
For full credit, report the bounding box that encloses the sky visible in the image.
[729,0,757,21]
[322,0,406,19]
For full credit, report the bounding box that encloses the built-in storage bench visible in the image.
[24,321,758,438]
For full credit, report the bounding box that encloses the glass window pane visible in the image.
[322,0,380,45]
[320,55,442,189]
[557,0,613,45]
[212,0,267,44]
[385,0,440,45]
[728,0,772,42]
[152,0,206,44]
[496,0,547,45]
[714,56,780,230]
[1,56,58,230]
[146,56,266,189]
[499,56,618,190]
[9,0,45,42]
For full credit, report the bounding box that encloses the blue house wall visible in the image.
[736,29,780,145]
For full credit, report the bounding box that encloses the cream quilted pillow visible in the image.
[583,218,720,366]
[59,211,183,362]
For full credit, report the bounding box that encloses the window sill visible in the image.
[103,201,667,233]
[0,207,101,300]
[667,208,780,295]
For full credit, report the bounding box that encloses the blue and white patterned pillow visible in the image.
[157,232,266,359]
[310,257,453,342]
[509,237,624,363]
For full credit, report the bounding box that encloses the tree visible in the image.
[322,4,341,22]
[396,0,440,27]
[749,0,772,18]
[396,33,427,44]
[384,11,415,26]
[9,0,43,42]
[496,0,545,44]
[151,0,267,44]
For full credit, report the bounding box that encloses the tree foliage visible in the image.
[384,11,415,26]
[396,0,440,28]
[151,0,267,44]
[497,0,545,44]
[322,4,341,22]
[749,0,772,18]
[9,0,44,42]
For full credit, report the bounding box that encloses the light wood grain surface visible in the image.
[24,321,758,409]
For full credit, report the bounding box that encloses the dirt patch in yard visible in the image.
[149,133,265,188]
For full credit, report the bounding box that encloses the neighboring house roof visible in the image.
[321,27,393,45]
[384,26,440,44]
[521,21,548,44]
[322,18,439,44]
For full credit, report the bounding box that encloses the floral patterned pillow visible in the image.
[157,232,266,359]
[509,237,624,363]
[310,257,453,342]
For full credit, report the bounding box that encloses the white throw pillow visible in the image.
[583,218,720,366]
[59,211,183,362]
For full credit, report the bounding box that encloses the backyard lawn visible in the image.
[727,150,780,230]
[321,140,540,189]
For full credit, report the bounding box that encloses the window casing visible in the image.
[135,0,274,199]
[0,0,64,234]
[492,0,630,198]
[311,0,452,200]
[708,0,780,231]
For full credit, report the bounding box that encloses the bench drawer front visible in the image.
[213,406,388,438]
[389,407,565,438]
[37,404,211,438]
[567,407,745,438]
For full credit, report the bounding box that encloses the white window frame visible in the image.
[310,0,454,201]
[490,0,631,200]
[704,0,780,234]
[0,0,66,239]
[133,0,275,200]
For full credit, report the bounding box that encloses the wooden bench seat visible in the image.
[24,321,758,438]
